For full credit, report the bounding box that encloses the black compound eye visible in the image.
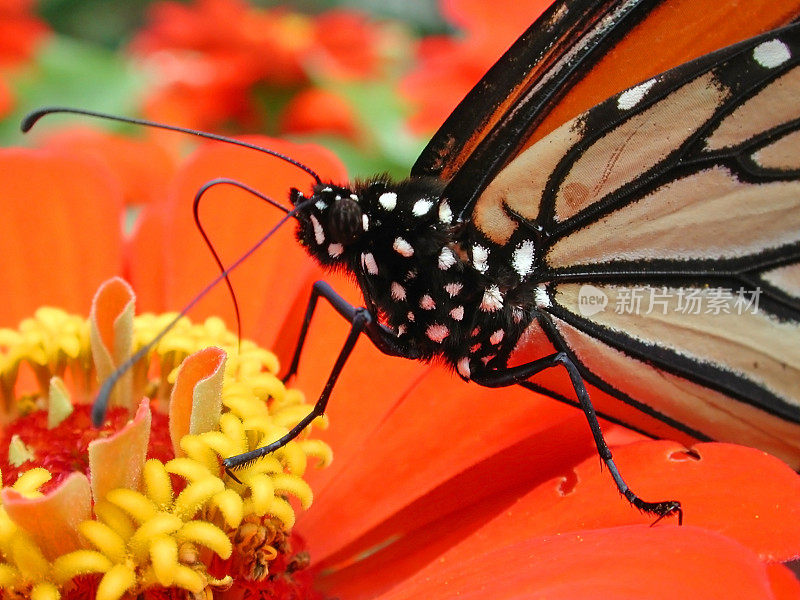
[328,197,363,244]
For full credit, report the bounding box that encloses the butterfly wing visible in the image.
[413,0,800,221]
[470,23,800,468]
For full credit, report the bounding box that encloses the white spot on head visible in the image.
[438,247,457,270]
[391,282,406,301]
[407,311,415,322]
[489,329,505,345]
[420,294,436,310]
[393,237,414,257]
[379,192,397,210]
[361,252,378,275]
[315,200,328,211]
[362,214,370,232]
[309,214,325,245]
[328,243,344,258]
[449,305,464,321]
[444,282,463,297]
[617,78,657,110]
[426,323,450,343]
[480,285,503,312]
[350,193,359,201]
[534,283,551,308]
[457,357,471,379]
[512,240,535,278]
[439,201,453,224]
[754,39,791,68]
[472,244,490,274]
[412,198,434,217]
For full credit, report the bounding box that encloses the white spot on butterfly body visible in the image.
[412,198,434,216]
[753,39,791,68]
[617,78,657,110]
[321,187,333,192]
[315,200,328,211]
[379,192,397,210]
[310,214,325,245]
[362,214,370,232]
[439,201,453,224]
[512,306,525,323]
[361,252,378,275]
[391,282,407,301]
[480,285,503,312]
[426,324,450,343]
[472,244,490,273]
[393,237,414,257]
[457,357,471,379]
[350,193,359,201]
[512,240,535,278]
[438,247,457,270]
[449,305,465,321]
[328,243,344,258]
[444,282,463,297]
[489,329,505,345]
[420,294,436,310]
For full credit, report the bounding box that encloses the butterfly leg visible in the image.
[470,352,683,524]
[223,280,412,471]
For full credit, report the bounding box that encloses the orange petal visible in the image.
[0,148,124,327]
[169,347,226,457]
[88,398,152,502]
[90,277,135,411]
[2,472,91,560]
[363,525,780,600]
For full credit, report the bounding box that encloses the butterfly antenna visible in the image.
[92,197,315,427]
[193,177,291,347]
[21,106,323,184]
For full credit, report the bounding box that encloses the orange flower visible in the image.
[0,139,798,599]
[0,0,50,69]
[401,0,552,133]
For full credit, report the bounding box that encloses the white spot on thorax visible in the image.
[391,282,406,301]
[457,356,471,379]
[489,329,505,345]
[310,214,325,245]
[420,294,436,310]
[413,198,434,216]
[321,187,333,192]
[438,247,457,270]
[426,324,450,343]
[393,237,414,257]
[439,201,453,224]
[472,244,490,273]
[617,78,656,110]
[362,214,370,232]
[444,282,463,297]
[512,240,535,278]
[361,252,378,275]
[449,305,464,321]
[480,285,503,311]
[379,192,397,210]
[753,39,791,68]
[328,243,343,258]
[315,200,327,211]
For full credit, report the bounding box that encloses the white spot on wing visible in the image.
[379,192,397,210]
[438,247,457,270]
[439,201,453,224]
[362,214,370,232]
[426,324,450,343]
[457,357,471,379]
[393,237,414,257]
[534,284,551,308]
[753,39,791,68]
[444,282,463,297]
[480,285,503,312]
[310,214,325,245]
[391,282,406,301]
[328,243,343,258]
[361,252,378,275]
[412,198,434,216]
[420,294,436,310]
[617,78,656,110]
[512,240,535,278]
[449,305,464,321]
[489,329,504,345]
[472,244,490,273]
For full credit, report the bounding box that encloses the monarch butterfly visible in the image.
[24,0,800,522]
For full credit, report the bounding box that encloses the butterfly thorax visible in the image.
[293,178,537,379]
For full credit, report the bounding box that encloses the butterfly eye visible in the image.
[328,196,364,245]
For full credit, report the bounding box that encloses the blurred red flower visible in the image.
[0,136,798,598]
